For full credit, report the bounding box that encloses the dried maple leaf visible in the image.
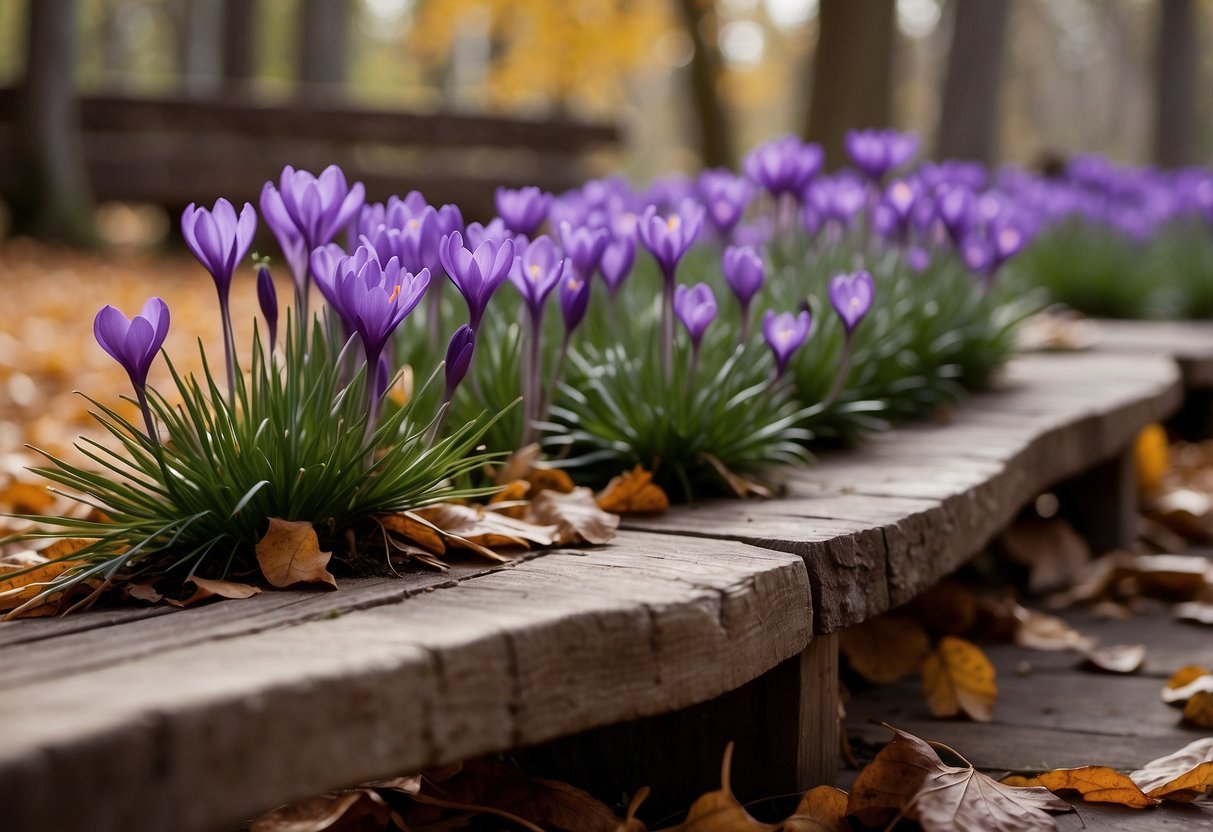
[1082,643,1146,674]
[672,744,773,831]
[596,465,670,516]
[838,615,930,684]
[251,788,398,832]
[1183,690,1213,728]
[783,785,848,832]
[256,518,338,589]
[847,727,944,828]
[1132,737,1213,796]
[529,487,619,545]
[1034,766,1157,808]
[921,636,997,722]
[169,577,262,607]
[913,761,1072,832]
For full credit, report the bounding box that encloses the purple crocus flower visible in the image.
[638,200,705,377]
[334,246,430,384]
[464,218,513,249]
[845,129,918,181]
[509,234,565,319]
[181,198,256,398]
[599,234,636,294]
[722,245,764,338]
[698,169,752,237]
[559,270,592,334]
[309,242,353,333]
[744,135,824,197]
[961,233,995,277]
[674,283,717,348]
[94,297,170,439]
[936,184,975,246]
[256,262,279,353]
[495,186,552,237]
[261,165,365,319]
[558,221,608,279]
[828,270,875,336]
[762,309,812,378]
[444,324,475,402]
[438,231,515,333]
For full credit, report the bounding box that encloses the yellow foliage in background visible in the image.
[409,0,673,115]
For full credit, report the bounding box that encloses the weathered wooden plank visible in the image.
[0,533,811,832]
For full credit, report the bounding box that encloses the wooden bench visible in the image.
[0,328,1199,831]
[0,90,619,217]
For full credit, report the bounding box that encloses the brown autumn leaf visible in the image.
[1183,690,1213,728]
[701,453,772,499]
[1130,554,1210,600]
[596,465,670,516]
[0,480,55,514]
[674,743,773,832]
[1082,643,1146,675]
[256,518,338,589]
[529,487,619,545]
[488,480,531,520]
[169,577,262,607]
[1161,666,1213,705]
[1034,766,1158,808]
[378,513,446,555]
[921,636,997,722]
[526,466,576,497]
[493,443,542,486]
[908,580,977,636]
[251,788,398,832]
[783,785,848,832]
[408,758,621,832]
[1002,775,1044,788]
[1000,515,1091,594]
[416,504,556,553]
[613,787,649,832]
[124,581,164,604]
[838,615,930,684]
[1132,738,1213,800]
[0,538,91,613]
[847,726,1070,831]
[1012,604,1096,652]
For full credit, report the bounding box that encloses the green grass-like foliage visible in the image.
[13,318,503,606]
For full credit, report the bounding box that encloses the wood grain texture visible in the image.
[627,350,1183,630]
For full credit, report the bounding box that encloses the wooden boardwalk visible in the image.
[0,325,1202,831]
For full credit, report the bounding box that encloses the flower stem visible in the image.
[822,335,854,408]
[543,331,571,424]
[522,311,544,446]
[428,281,443,352]
[661,272,675,380]
[218,290,236,403]
[135,387,158,444]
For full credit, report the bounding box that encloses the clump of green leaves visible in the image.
[12,319,503,607]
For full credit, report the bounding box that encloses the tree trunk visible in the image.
[221,0,257,94]
[11,0,97,244]
[674,0,734,169]
[937,0,1010,164]
[805,0,895,168]
[297,0,349,98]
[1153,0,1198,169]
[177,0,222,97]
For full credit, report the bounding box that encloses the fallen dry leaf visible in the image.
[0,480,55,514]
[1183,690,1213,728]
[488,480,531,520]
[1135,423,1170,497]
[783,785,848,832]
[1012,604,1096,652]
[1034,766,1157,808]
[252,788,398,832]
[596,465,670,515]
[1082,643,1146,674]
[124,581,164,604]
[526,466,576,497]
[378,513,446,555]
[169,576,262,607]
[256,518,338,589]
[921,636,997,722]
[674,743,773,831]
[1147,762,1213,803]
[0,538,91,613]
[701,453,772,499]
[529,487,619,545]
[846,726,1069,831]
[908,580,977,636]
[614,787,649,832]
[1132,738,1213,799]
[416,503,555,550]
[1001,775,1044,788]
[1130,554,1209,600]
[1000,515,1091,593]
[838,615,930,684]
[1174,601,1213,626]
[1161,666,1213,705]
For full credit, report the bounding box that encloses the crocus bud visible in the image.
[674,283,718,348]
[94,297,171,393]
[256,263,279,351]
[828,270,874,336]
[722,245,765,311]
[444,324,475,399]
[763,309,812,377]
[559,271,592,334]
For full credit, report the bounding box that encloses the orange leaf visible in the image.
[169,577,262,607]
[784,785,848,831]
[526,466,576,497]
[838,615,930,684]
[596,465,669,515]
[489,480,531,519]
[0,539,91,613]
[1147,761,1213,802]
[1162,666,1213,704]
[921,636,997,722]
[379,513,446,555]
[1133,738,1213,798]
[1135,423,1169,496]
[0,480,55,514]
[1182,690,1213,728]
[675,744,773,831]
[1035,766,1158,808]
[255,518,337,589]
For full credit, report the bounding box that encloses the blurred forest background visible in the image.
[0,0,1209,243]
